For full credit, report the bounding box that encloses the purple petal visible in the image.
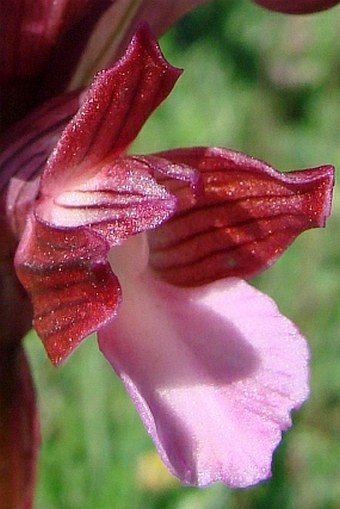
[98,260,309,487]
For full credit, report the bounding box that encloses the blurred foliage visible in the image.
[25,1,340,508]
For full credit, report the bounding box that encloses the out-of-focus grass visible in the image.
[25,1,340,508]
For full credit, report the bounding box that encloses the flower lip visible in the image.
[98,273,309,487]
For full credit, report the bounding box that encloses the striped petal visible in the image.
[37,157,177,247]
[15,214,121,365]
[41,25,181,194]
[148,147,334,286]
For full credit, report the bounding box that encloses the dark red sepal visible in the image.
[15,214,121,365]
[149,147,334,286]
[42,24,182,194]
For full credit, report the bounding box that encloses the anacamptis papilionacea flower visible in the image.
[0,5,336,509]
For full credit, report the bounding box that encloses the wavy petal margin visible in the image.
[15,214,121,365]
[99,270,309,487]
[148,148,334,286]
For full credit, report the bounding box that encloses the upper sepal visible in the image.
[14,214,121,365]
[149,147,334,286]
[42,24,182,193]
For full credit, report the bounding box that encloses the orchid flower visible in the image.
[1,23,333,501]
[253,0,340,13]
[0,2,336,508]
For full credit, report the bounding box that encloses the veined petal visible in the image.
[0,0,112,128]
[98,267,309,487]
[0,345,39,509]
[253,0,340,14]
[37,157,177,246]
[42,25,182,194]
[15,214,121,365]
[0,91,81,239]
[148,147,334,286]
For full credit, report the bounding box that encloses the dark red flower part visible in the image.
[149,148,334,286]
[15,215,121,365]
[0,0,113,128]
[0,13,334,498]
[13,25,335,368]
[14,25,182,364]
[0,91,82,239]
[0,0,211,131]
[254,0,340,14]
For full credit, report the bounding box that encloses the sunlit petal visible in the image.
[15,214,121,365]
[99,263,309,487]
[149,148,334,285]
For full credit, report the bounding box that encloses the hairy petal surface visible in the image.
[15,214,121,365]
[42,25,182,194]
[148,148,334,286]
[98,256,309,487]
[37,157,177,246]
[0,345,39,509]
[253,0,340,13]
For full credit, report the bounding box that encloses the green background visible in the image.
[25,1,340,508]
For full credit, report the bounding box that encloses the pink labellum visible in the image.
[0,346,39,509]
[99,268,309,487]
[253,0,340,13]
[15,214,121,365]
[148,148,334,286]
